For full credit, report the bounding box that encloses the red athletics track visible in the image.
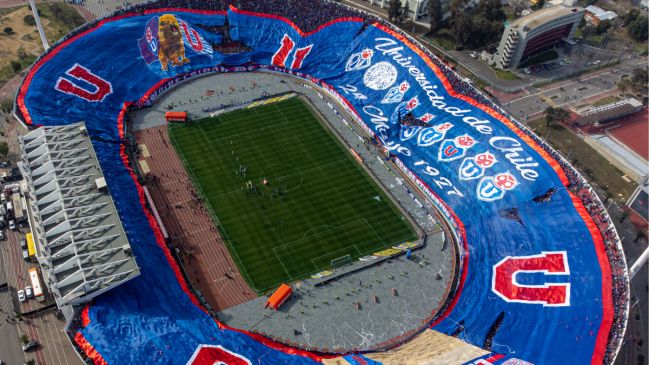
[133,125,256,313]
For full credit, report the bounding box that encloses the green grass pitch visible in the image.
[169,97,417,290]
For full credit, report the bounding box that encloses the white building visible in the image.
[584,5,618,23]
[492,6,584,69]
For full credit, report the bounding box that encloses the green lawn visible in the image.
[169,98,416,291]
[590,95,620,107]
[491,66,519,81]
[529,118,638,200]
[424,28,458,51]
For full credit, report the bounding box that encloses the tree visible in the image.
[603,190,615,203]
[544,113,555,127]
[635,229,647,243]
[620,208,634,223]
[509,0,529,17]
[17,45,28,60]
[622,9,640,26]
[19,334,30,346]
[3,27,13,35]
[596,19,612,34]
[632,68,648,89]
[426,0,444,33]
[627,16,648,41]
[450,12,473,45]
[0,99,12,114]
[617,78,633,94]
[14,312,21,321]
[0,142,8,160]
[449,0,471,16]
[537,0,545,9]
[10,60,21,73]
[477,0,506,22]
[26,360,36,365]
[387,0,403,23]
[24,14,35,26]
[553,107,571,123]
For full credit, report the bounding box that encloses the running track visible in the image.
[133,125,256,313]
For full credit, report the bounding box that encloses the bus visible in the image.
[26,233,37,263]
[12,193,25,223]
[29,268,45,302]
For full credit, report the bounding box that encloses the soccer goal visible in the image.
[331,254,352,269]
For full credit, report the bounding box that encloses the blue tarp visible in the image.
[17,8,611,365]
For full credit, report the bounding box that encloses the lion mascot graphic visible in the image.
[158,14,190,71]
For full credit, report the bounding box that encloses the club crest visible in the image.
[417,128,445,146]
[363,61,398,90]
[459,151,497,180]
[138,15,213,71]
[346,48,374,72]
[381,81,410,104]
[399,126,423,141]
[476,171,519,202]
[438,134,477,162]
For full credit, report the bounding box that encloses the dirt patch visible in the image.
[0,7,46,69]
[363,330,489,365]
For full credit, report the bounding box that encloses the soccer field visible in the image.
[169,97,417,290]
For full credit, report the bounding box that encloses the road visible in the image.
[450,42,641,92]
[501,58,647,121]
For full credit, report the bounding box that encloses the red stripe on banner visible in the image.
[75,332,108,365]
[228,5,362,37]
[373,23,613,364]
[569,192,613,365]
[81,303,91,327]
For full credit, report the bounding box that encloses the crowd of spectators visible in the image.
[12,0,629,362]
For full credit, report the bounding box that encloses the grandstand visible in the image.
[11,0,629,364]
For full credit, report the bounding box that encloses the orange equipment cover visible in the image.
[265,284,292,310]
[165,112,187,122]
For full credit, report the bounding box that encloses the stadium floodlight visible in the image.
[28,0,49,52]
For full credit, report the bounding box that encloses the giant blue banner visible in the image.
[16,8,612,365]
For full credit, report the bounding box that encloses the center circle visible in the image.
[258,164,303,192]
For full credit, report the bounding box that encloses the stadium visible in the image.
[11,0,630,364]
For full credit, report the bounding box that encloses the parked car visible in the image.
[469,52,478,58]
[18,289,25,302]
[550,63,556,69]
[25,286,33,298]
[0,161,9,167]
[523,68,530,74]
[9,220,15,231]
[564,58,571,64]
[20,239,27,249]
[0,231,4,240]
[586,62,592,66]
[558,61,564,66]
[23,341,38,352]
[544,64,551,71]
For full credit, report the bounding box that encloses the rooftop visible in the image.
[585,5,618,19]
[17,122,140,307]
[509,6,582,31]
